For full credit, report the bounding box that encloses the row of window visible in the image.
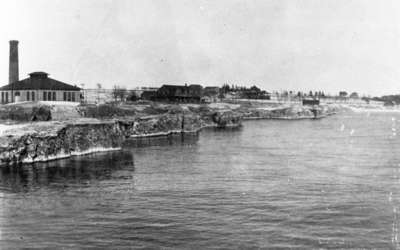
[63,92,76,102]
[43,91,56,101]
[0,91,78,103]
[43,91,76,101]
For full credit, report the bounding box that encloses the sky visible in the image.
[0,0,400,96]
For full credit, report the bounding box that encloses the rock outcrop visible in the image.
[0,111,242,165]
[237,104,338,120]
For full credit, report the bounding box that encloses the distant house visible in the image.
[0,72,81,104]
[155,84,203,102]
[302,99,320,106]
[349,92,359,99]
[240,86,271,100]
[141,90,157,100]
[339,91,348,98]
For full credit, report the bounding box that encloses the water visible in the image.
[1,112,400,249]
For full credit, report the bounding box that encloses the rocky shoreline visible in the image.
[0,101,340,166]
[0,110,242,165]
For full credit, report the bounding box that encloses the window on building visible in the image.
[32,92,35,101]
[5,92,8,103]
[15,91,20,97]
[63,92,67,101]
[27,91,30,101]
[43,91,47,101]
[53,92,56,101]
[67,92,71,101]
[48,92,52,101]
[1,92,4,103]
[72,92,75,102]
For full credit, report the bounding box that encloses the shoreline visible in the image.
[1,112,334,166]
[0,101,342,166]
[7,124,243,165]
[129,123,241,138]
[11,111,337,165]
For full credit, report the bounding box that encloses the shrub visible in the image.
[0,104,52,122]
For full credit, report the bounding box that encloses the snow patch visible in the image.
[22,147,121,163]
[130,130,182,138]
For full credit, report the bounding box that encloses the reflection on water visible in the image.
[1,113,400,249]
[123,131,201,148]
[0,133,201,194]
[0,151,135,193]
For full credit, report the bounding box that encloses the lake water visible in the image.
[1,111,400,249]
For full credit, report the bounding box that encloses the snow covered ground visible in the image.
[0,123,31,135]
[5,101,80,106]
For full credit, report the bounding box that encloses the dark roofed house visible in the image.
[0,72,81,104]
[140,90,157,100]
[155,84,203,103]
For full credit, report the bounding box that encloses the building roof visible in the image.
[29,71,49,77]
[0,72,81,91]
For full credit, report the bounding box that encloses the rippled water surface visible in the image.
[1,112,400,249]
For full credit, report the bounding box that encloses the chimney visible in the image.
[9,40,19,84]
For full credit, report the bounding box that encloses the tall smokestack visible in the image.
[9,40,19,84]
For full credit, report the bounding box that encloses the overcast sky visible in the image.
[0,0,399,96]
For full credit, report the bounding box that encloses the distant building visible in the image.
[127,87,158,100]
[155,84,203,102]
[0,72,81,104]
[1,40,81,104]
[202,86,220,103]
[339,91,348,98]
[239,86,270,100]
[141,90,157,100]
[349,92,359,99]
[302,99,320,106]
